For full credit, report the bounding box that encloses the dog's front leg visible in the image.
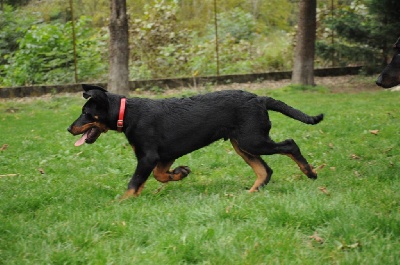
[121,155,158,200]
[153,160,191,183]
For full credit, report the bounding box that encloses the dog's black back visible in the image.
[128,91,263,159]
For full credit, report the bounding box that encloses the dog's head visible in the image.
[376,37,400,89]
[68,84,111,146]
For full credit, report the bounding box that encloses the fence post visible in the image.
[69,0,78,83]
[214,0,220,76]
[330,0,335,67]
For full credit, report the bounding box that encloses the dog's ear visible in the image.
[83,89,109,108]
[82,84,109,107]
[82,84,108,93]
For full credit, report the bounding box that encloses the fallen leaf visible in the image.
[384,147,393,153]
[330,167,336,171]
[309,231,324,244]
[0,174,18,178]
[337,241,361,250]
[0,144,8,151]
[318,186,330,196]
[347,242,361,249]
[6,107,19,113]
[328,143,334,149]
[316,164,326,171]
[369,130,379,135]
[152,183,167,194]
[38,168,45,174]
[351,154,360,160]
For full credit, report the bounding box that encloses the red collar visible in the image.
[117,98,126,132]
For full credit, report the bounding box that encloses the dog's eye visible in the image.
[83,112,94,119]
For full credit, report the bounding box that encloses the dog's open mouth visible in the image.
[74,127,102,146]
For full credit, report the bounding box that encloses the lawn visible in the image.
[0,82,399,264]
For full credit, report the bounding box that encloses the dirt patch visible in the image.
[313,75,382,93]
[0,75,386,102]
[216,75,382,93]
[154,75,382,96]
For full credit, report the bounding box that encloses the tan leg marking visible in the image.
[153,161,175,183]
[231,140,268,192]
[285,154,317,177]
[153,161,191,183]
[120,183,146,201]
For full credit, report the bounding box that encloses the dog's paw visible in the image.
[171,166,191,180]
[118,189,137,201]
[306,165,318,179]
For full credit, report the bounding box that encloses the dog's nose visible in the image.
[67,126,72,133]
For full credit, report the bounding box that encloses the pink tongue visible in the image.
[74,131,89,146]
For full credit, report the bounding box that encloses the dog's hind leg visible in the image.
[153,161,191,183]
[273,139,317,179]
[231,139,273,192]
[239,137,317,180]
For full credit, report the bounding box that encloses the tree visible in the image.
[292,0,317,86]
[108,0,130,95]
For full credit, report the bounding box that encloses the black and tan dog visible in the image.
[68,84,323,199]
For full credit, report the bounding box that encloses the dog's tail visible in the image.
[263,97,324,125]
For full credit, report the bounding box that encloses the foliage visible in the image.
[3,0,397,85]
[190,33,291,76]
[1,87,400,264]
[130,0,192,79]
[0,0,317,85]
[0,5,39,67]
[3,0,31,7]
[130,2,291,79]
[1,16,107,86]
[316,0,400,71]
[237,0,293,31]
[177,0,292,34]
[211,7,256,42]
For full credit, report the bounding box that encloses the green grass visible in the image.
[1,86,399,264]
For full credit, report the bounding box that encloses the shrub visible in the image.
[129,0,192,79]
[130,3,291,79]
[1,16,107,86]
[0,5,39,68]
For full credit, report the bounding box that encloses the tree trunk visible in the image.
[292,0,317,86]
[108,0,130,95]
